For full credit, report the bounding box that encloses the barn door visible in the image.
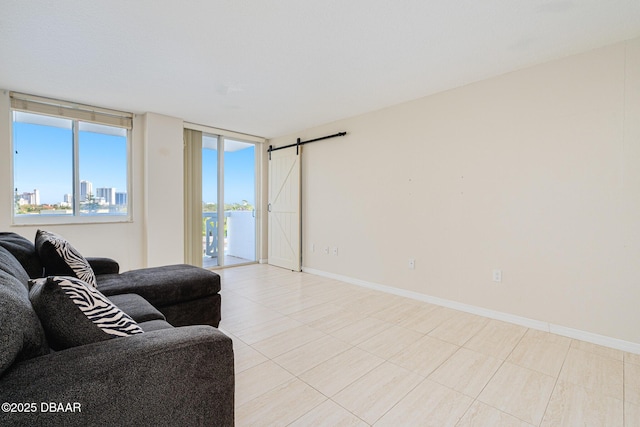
[268,147,301,271]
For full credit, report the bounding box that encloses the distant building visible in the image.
[115,192,127,206]
[17,189,40,205]
[62,193,73,207]
[80,180,92,202]
[96,187,116,205]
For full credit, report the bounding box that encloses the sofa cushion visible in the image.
[0,246,30,288]
[29,276,143,350]
[35,229,97,287]
[86,257,120,275]
[0,270,49,376]
[107,293,166,323]
[97,264,221,307]
[0,232,43,278]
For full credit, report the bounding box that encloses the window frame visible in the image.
[10,92,133,225]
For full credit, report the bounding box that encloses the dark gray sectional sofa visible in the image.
[0,232,234,426]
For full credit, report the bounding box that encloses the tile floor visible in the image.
[215,264,640,427]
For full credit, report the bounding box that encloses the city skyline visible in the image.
[16,181,127,207]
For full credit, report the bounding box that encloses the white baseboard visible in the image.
[301,267,640,355]
[259,259,268,264]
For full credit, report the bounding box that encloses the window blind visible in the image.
[10,92,133,129]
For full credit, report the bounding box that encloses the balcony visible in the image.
[202,210,255,268]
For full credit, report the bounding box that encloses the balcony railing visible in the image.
[203,211,229,257]
[202,210,255,265]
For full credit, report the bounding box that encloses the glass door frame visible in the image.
[203,133,261,269]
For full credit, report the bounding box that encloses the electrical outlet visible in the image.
[408,258,415,269]
[332,247,338,256]
[492,269,502,282]
[324,247,330,254]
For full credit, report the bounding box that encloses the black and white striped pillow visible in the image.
[29,276,143,350]
[35,230,97,287]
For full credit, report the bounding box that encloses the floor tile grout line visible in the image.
[249,326,332,360]
[324,396,372,426]
[281,395,328,427]
[434,345,509,420]
[535,337,573,427]
[622,360,626,427]
[622,366,627,426]
[293,353,377,426]
[252,339,375,426]
[475,355,542,426]
[362,374,430,426]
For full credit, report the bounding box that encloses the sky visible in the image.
[14,119,255,206]
[202,145,255,206]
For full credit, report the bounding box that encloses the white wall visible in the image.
[269,37,640,345]
[142,113,185,267]
[0,93,186,271]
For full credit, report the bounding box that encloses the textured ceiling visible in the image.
[1,1,639,138]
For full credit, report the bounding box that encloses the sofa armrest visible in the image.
[86,257,119,275]
[0,326,234,426]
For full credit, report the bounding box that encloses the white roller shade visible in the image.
[10,92,133,129]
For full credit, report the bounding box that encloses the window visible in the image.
[11,93,132,223]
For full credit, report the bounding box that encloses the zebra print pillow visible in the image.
[29,276,143,350]
[35,229,97,287]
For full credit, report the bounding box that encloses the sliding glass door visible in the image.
[223,139,256,265]
[202,135,256,268]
